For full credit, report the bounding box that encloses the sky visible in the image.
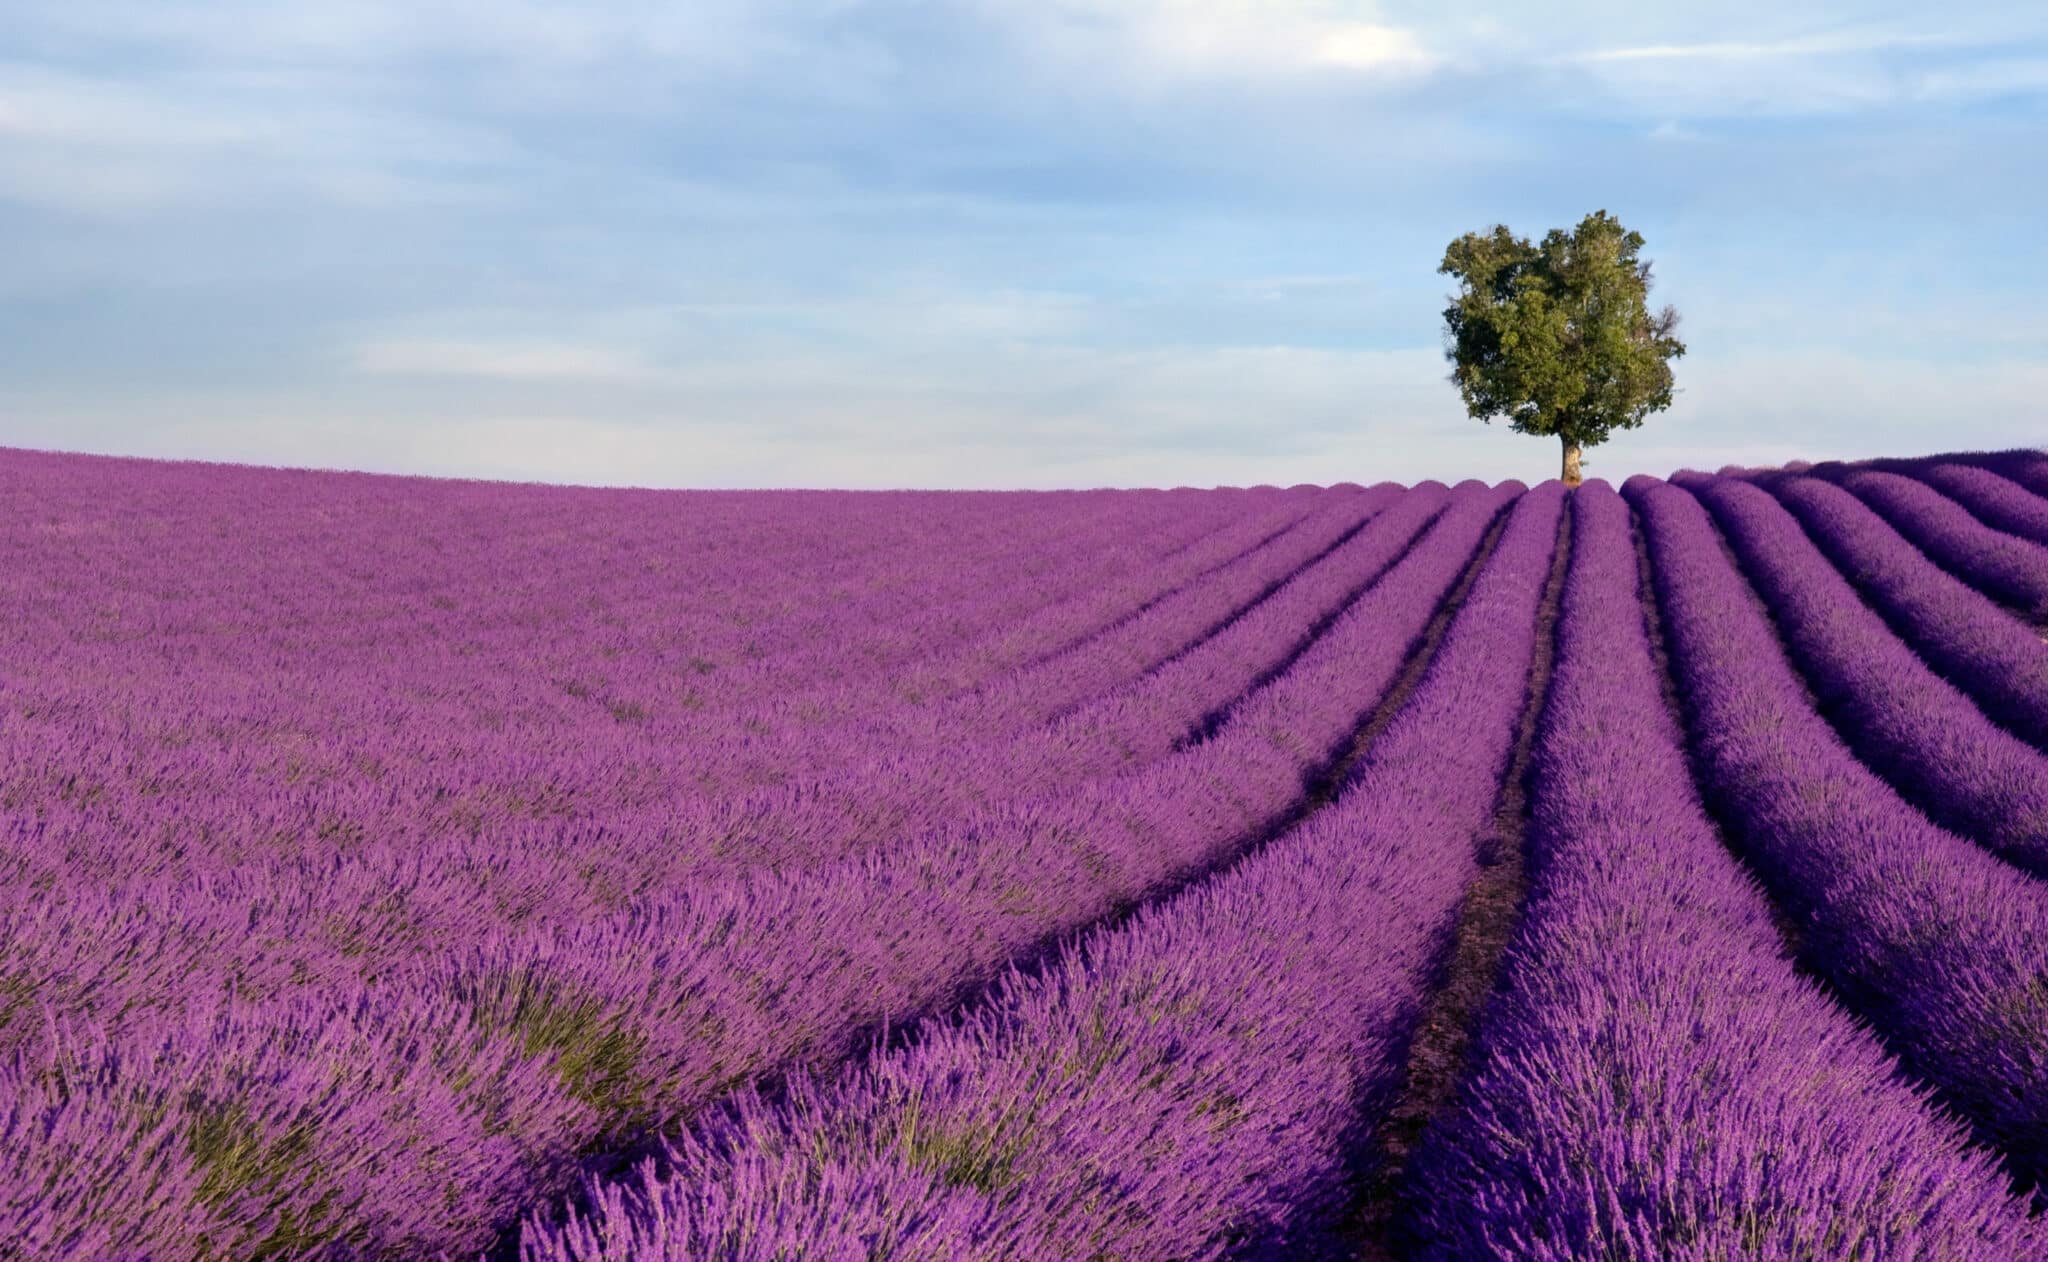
[3,1,2045,489]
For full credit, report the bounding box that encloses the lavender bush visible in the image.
[1911,462,2048,549]
[1838,468,2048,618]
[1763,473,2048,750]
[1683,472,2048,873]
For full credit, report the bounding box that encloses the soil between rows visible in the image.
[1339,495,1571,1261]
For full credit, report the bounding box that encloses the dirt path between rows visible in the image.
[1340,496,1571,1261]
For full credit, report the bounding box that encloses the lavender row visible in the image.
[0,456,1341,1254]
[690,484,1445,870]
[0,454,1265,867]
[960,493,1387,731]
[3,482,1442,1036]
[492,485,1426,876]
[518,486,1564,1261]
[1978,450,2048,503]
[1626,475,2048,1185]
[680,487,1314,691]
[884,493,1344,704]
[1683,473,2048,874]
[1763,474,2048,751]
[1909,462,2048,550]
[1409,482,2039,1259]
[0,466,1349,927]
[728,494,1226,692]
[507,486,1328,784]
[1,469,1441,1078]
[2,484,1519,1256]
[697,484,1449,869]
[982,484,1450,794]
[1837,468,2048,619]
[765,488,1328,713]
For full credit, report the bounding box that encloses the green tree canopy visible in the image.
[1440,210,1684,486]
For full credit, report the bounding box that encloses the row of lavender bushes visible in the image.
[3,452,1354,912]
[1681,473,2048,873]
[517,482,1568,1260]
[2,470,1512,1256]
[1409,481,2041,1258]
[1763,473,2048,750]
[1625,476,2048,1185]
[1832,468,2048,618]
[725,485,1440,872]
[12,444,2048,1257]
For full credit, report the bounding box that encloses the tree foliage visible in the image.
[1440,210,1684,482]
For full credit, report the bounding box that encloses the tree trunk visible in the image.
[1560,437,1583,488]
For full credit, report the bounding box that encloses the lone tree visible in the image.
[1440,210,1684,486]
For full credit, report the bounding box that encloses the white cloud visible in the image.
[0,63,518,214]
[1314,23,1432,71]
[1570,29,1961,64]
[1915,57,2048,102]
[2,0,778,72]
[995,0,1434,83]
[0,65,275,147]
[1655,347,2048,466]
[352,338,654,382]
[1542,20,2048,118]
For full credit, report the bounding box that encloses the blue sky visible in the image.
[3,1,2045,488]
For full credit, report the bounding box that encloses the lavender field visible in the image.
[9,443,2048,1261]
